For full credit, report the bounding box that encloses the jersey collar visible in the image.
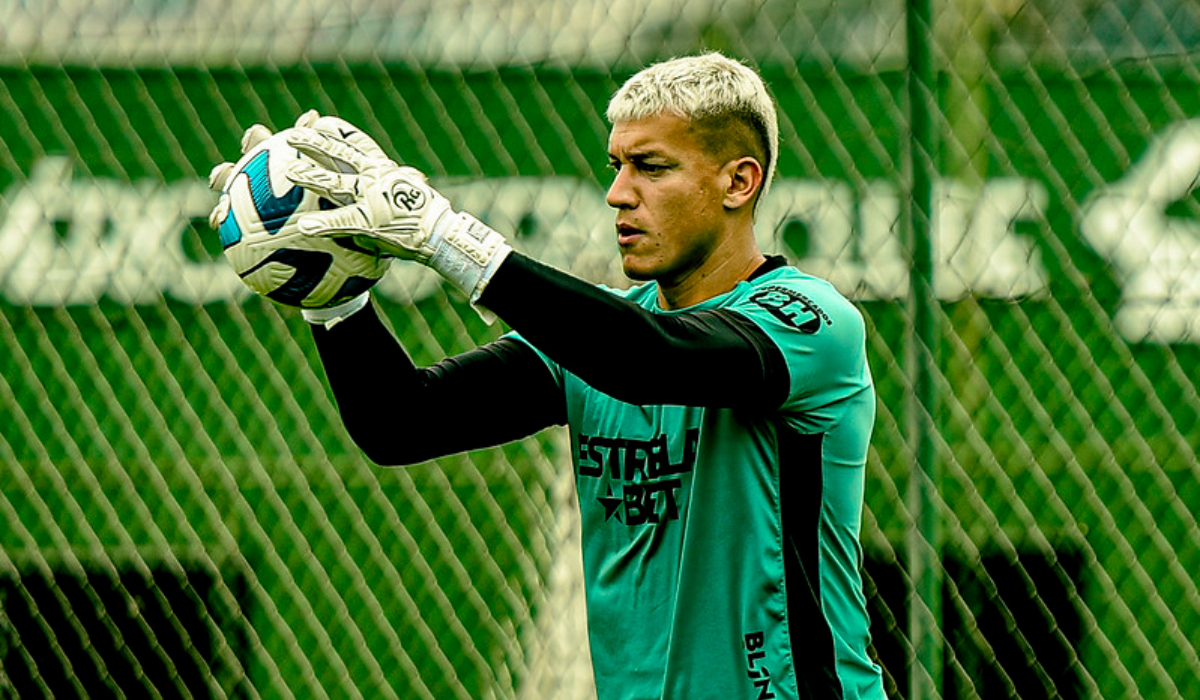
[747,255,789,282]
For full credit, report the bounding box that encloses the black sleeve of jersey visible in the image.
[311,303,566,466]
[479,252,790,409]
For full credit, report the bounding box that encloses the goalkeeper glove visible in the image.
[282,115,512,320]
[206,123,273,228]
[207,113,375,328]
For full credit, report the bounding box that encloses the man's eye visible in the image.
[607,159,668,175]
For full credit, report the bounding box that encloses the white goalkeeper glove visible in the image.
[282,114,512,320]
[206,122,273,227]
[208,113,374,328]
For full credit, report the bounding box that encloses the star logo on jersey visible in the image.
[598,486,624,523]
[577,428,698,526]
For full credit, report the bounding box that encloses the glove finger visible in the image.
[310,115,390,163]
[241,124,273,154]
[208,161,235,192]
[297,208,415,260]
[286,126,371,173]
[286,159,359,205]
[293,109,390,164]
[296,206,373,239]
[208,193,231,230]
[294,109,320,129]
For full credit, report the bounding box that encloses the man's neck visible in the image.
[656,243,767,310]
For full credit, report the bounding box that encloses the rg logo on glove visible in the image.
[391,185,426,212]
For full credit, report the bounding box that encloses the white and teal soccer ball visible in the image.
[216,129,390,309]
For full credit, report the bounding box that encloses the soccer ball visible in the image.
[215,128,391,309]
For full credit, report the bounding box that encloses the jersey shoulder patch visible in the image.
[745,283,833,334]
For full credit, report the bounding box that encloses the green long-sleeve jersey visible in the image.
[514,263,884,700]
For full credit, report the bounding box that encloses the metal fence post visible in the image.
[906,0,943,697]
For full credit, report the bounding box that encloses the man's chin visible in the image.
[620,258,656,282]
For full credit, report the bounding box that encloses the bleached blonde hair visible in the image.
[606,52,780,208]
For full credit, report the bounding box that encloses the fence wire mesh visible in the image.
[1,0,1199,698]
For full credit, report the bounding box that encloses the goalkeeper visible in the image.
[215,52,886,699]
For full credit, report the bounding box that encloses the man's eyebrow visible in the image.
[609,148,668,162]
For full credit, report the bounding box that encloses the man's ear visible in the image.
[723,157,764,211]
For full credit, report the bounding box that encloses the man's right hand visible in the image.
[283,127,456,262]
[283,112,512,318]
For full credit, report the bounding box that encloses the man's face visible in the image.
[605,114,730,284]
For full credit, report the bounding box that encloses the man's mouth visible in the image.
[616,224,644,245]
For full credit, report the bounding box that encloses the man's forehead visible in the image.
[607,114,694,155]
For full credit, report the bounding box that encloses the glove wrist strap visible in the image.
[428,212,512,323]
[301,291,371,329]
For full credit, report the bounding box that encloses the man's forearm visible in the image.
[312,302,564,465]
[479,253,789,409]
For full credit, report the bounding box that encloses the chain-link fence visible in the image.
[1,0,1199,698]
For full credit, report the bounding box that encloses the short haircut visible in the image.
[606,52,780,208]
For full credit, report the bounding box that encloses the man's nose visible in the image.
[606,168,637,209]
